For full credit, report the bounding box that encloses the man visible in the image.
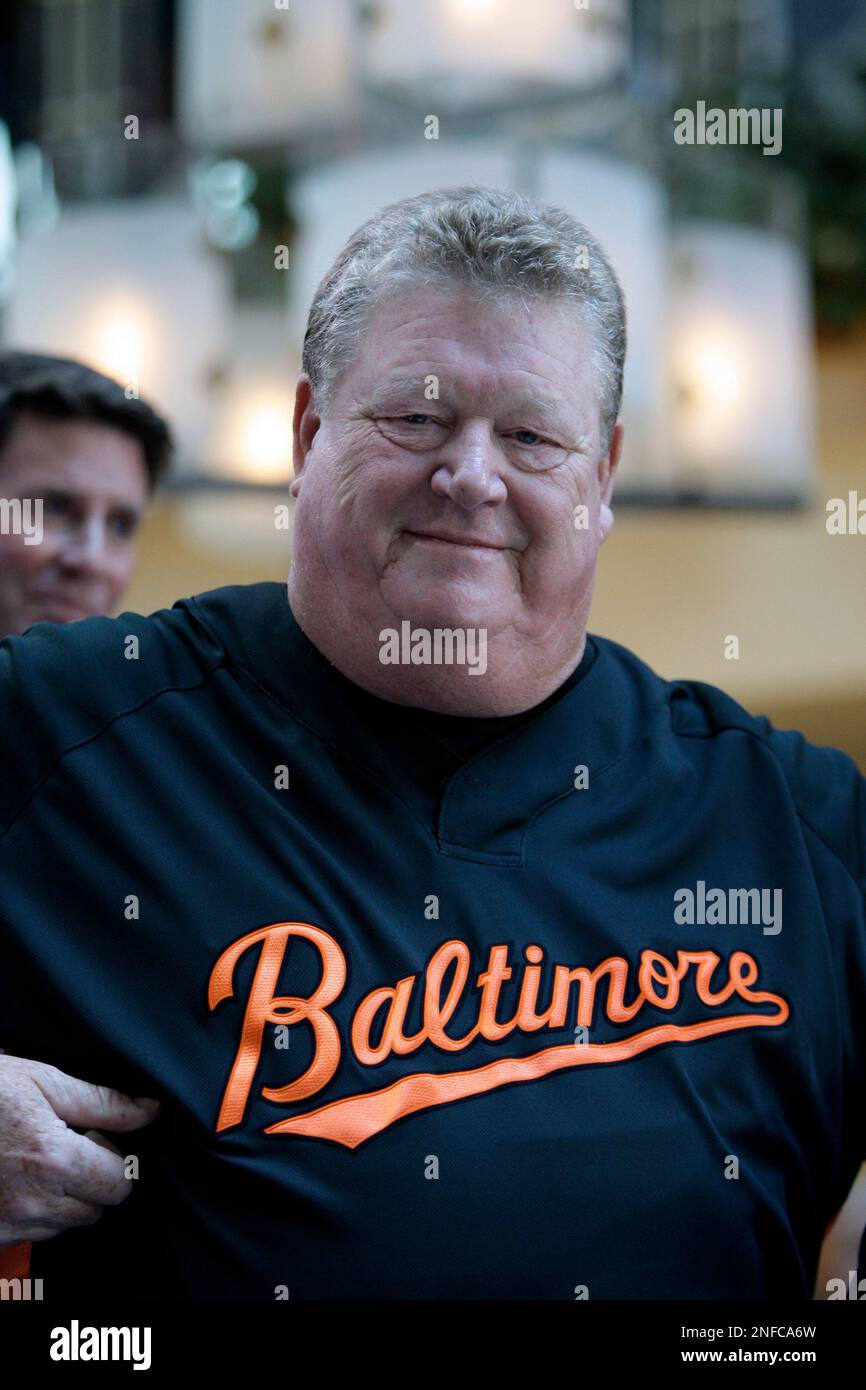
[0,186,863,1299]
[0,351,171,1283]
[0,351,171,636]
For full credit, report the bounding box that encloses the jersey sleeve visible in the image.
[752,716,866,897]
[0,606,226,835]
[671,677,866,1163]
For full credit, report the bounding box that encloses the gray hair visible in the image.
[301,184,626,449]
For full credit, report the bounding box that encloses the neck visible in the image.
[287,584,588,717]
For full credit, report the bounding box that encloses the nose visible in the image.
[430,419,508,509]
[57,513,112,576]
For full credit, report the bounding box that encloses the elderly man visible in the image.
[0,187,863,1300]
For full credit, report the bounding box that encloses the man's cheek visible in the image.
[111,545,140,596]
[0,534,52,576]
[333,452,371,513]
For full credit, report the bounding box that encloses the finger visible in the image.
[43,1195,104,1230]
[31,1065,160,1133]
[16,1196,104,1240]
[81,1129,123,1158]
[60,1129,135,1208]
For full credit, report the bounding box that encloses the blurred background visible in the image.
[0,0,865,765]
[1,0,865,1295]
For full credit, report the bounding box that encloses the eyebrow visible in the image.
[366,378,431,409]
[25,485,145,515]
[503,392,574,425]
[367,379,576,429]
[500,399,595,453]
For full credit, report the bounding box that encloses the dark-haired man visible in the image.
[0,351,171,1289]
[0,351,172,637]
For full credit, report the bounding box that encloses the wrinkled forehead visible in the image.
[336,281,601,416]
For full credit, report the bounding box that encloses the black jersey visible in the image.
[0,581,864,1299]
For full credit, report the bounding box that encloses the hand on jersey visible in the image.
[0,1053,160,1244]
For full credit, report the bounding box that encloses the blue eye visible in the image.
[512,430,542,445]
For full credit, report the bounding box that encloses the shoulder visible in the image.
[592,635,866,894]
[0,582,279,832]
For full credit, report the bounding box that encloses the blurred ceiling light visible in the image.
[3,197,232,474]
[191,158,257,209]
[239,400,294,484]
[361,0,629,106]
[174,305,296,555]
[683,335,747,410]
[91,297,153,386]
[668,224,815,502]
[205,387,294,486]
[203,202,260,252]
[189,158,260,251]
[199,305,296,490]
[444,0,498,24]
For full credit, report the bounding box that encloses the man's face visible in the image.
[0,411,150,637]
[289,280,623,709]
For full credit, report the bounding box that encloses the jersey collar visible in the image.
[185,582,666,866]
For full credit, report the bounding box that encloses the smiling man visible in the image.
[0,187,864,1301]
[0,351,171,637]
[289,276,619,715]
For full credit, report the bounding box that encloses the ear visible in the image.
[290,376,320,497]
[598,421,623,543]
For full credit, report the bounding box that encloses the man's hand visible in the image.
[0,1054,160,1244]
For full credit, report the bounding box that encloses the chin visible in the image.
[382,581,508,635]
